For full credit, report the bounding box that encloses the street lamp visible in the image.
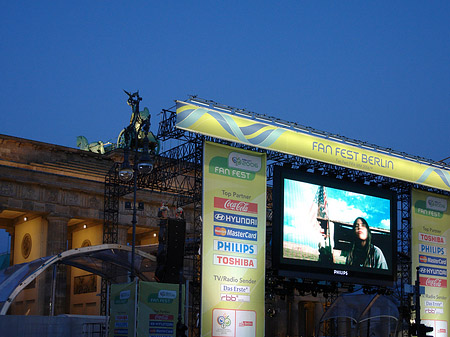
[118,91,155,281]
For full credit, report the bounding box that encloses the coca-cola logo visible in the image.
[420,276,447,288]
[225,200,249,212]
[214,197,258,214]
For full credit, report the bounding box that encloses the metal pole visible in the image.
[50,264,57,316]
[130,166,137,281]
[105,281,110,336]
[415,266,421,336]
[134,278,138,337]
[130,96,140,282]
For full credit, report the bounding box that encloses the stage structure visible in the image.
[103,95,450,337]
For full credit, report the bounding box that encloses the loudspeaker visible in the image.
[155,218,186,283]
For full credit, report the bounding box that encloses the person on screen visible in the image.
[346,217,388,269]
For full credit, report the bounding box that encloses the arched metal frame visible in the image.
[0,244,154,315]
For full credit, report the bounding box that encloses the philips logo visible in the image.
[214,240,257,254]
[419,244,447,256]
[228,152,261,172]
[334,270,348,276]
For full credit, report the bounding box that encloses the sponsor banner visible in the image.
[214,211,258,227]
[419,232,447,245]
[425,308,445,315]
[419,244,447,256]
[214,240,258,255]
[177,101,450,192]
[422,319,448,336]
[109,282,136,337]
[412,189,450,329]
[220,294,251,302]
[220,284,251,293]
[149,328,174,334]
[212,309,257,337]
[214,197,258,214]
[419,254,447,266]
[425,301,444,308]
[137,282,184,337]
[419,266,447,277]
[202,142,266,337]
[214,225,258,241]
[419,277,447,288]
[214,254,258,268]
[149,321,174,327]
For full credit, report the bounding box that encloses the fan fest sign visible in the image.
[176,101,450,192]
[202,142,266,337]
[109,281,184,337]
[412,189,449,336]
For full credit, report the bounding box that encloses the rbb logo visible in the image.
[221,294,237,302]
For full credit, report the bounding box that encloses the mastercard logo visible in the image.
[214,227,227,236]
[420,256,427,263]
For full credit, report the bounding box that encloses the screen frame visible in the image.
[272,165,397,287]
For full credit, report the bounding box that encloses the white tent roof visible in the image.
[319,290,399,337]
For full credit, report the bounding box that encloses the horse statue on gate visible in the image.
[117,90,160,154]
[75,90,159,155]
[76,136,106,154]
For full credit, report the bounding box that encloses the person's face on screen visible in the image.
[355,218,368,241]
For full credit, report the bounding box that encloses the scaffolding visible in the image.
[103,98,449,337]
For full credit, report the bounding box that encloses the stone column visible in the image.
[117,224,129,246]
[43,215,69,316]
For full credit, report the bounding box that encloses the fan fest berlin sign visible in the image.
[176,101,450,192]
[202,141,266,337]
[412,189,449,335]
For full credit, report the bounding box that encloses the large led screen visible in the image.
[272,166,397,286]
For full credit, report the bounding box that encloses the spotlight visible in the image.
[266,308,276,318]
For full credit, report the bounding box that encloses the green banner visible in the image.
[202,141,266,337]
[109,281,137,337]
[138,282,185,337]
[412,189,449,334]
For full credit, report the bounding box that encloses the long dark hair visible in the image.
[346,217,374,267]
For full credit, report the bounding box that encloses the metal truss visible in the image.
[103,101,450,336]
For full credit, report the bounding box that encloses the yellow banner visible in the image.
[412,189,449,334]
[176,101,450,192]
[202,141,266,337]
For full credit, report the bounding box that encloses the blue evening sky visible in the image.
[0,2,449,252]
[1,1,449,161]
